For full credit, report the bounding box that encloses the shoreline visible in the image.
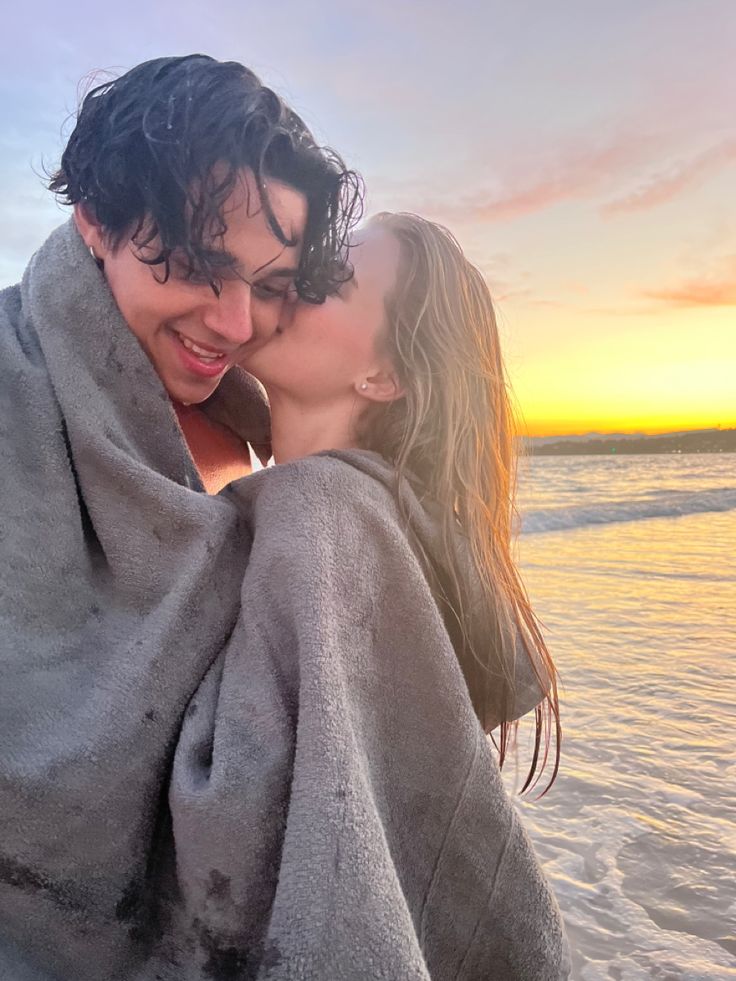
[523,430,736,457]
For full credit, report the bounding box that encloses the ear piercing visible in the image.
[89,246,98,261]
[360,382,368,391]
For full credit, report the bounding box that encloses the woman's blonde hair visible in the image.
[360,212,560,793]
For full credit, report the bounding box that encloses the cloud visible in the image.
[641,255,736,308]
[601,139,736,215]
[373,124,735,231]
[397,131,663,226]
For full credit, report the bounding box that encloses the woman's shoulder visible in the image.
[228,451,419,595]
[226,449,401,532]
[285,448,394,492]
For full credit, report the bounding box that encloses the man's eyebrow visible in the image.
[252,232,301,277]
[253,266,299,281]
[197,249,298,283]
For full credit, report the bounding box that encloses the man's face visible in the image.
[79,169,308,404]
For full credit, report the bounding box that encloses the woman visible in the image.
[248,211,558,764]
[157,214,569,980]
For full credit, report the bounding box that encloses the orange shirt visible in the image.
[173,401,253,494]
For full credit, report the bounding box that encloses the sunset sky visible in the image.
[2,0,734,436]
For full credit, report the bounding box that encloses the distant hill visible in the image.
[524,428,736,456]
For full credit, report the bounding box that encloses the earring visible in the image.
[89,246,98,261]
[360,382,368,391]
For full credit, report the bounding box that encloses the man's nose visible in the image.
[202,281,254,345]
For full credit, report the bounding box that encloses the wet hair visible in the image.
[360,213,561,794]
[49,54,363,302]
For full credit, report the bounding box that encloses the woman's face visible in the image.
[240,226,401,405]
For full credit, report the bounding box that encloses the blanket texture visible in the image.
[1,220,569,980]
[0,220,264,979]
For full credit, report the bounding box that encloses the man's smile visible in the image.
[170,328,234,379]
[174,330,230,363]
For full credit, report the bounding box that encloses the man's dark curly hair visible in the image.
[49,54,363,302]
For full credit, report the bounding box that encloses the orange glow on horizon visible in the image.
[500,303,735,441]
[516,419,736,439]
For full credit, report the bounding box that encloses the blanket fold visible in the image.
[150,453,570,980]
[0,221,260,980]
[1,221,569,980]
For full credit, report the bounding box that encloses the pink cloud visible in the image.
[641,255,736,307]
[602,139,736,215]
[411,132,662,226]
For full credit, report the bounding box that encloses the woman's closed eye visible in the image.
[252,281,295,301]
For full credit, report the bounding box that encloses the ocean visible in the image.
[510,452,736,980]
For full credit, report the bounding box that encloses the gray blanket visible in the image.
[1,220,569,980]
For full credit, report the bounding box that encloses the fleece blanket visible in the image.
[0,219,264,979]
[145,451,569,980]
[1,220,569,980]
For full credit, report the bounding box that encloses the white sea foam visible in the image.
[508,454,736,980]
[521,487,736,534]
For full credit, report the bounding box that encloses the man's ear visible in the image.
[355,366,405,404]
[73,202,109,261]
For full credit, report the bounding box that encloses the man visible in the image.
[52,54,360,492]
[0,55,361,980]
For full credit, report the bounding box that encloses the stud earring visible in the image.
[360,382,368,391]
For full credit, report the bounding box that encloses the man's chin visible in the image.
[164,371,229,406]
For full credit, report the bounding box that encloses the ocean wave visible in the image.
[521,487,736,534]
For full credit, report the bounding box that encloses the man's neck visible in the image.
[172,400,252,493]
[266,389,359,464]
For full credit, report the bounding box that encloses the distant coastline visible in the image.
[523,428,736,456]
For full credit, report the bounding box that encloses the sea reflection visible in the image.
[507,454,736,979]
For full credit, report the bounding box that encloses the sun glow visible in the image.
[504,303,735,437]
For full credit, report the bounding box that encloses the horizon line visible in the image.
[518,424,735,440]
